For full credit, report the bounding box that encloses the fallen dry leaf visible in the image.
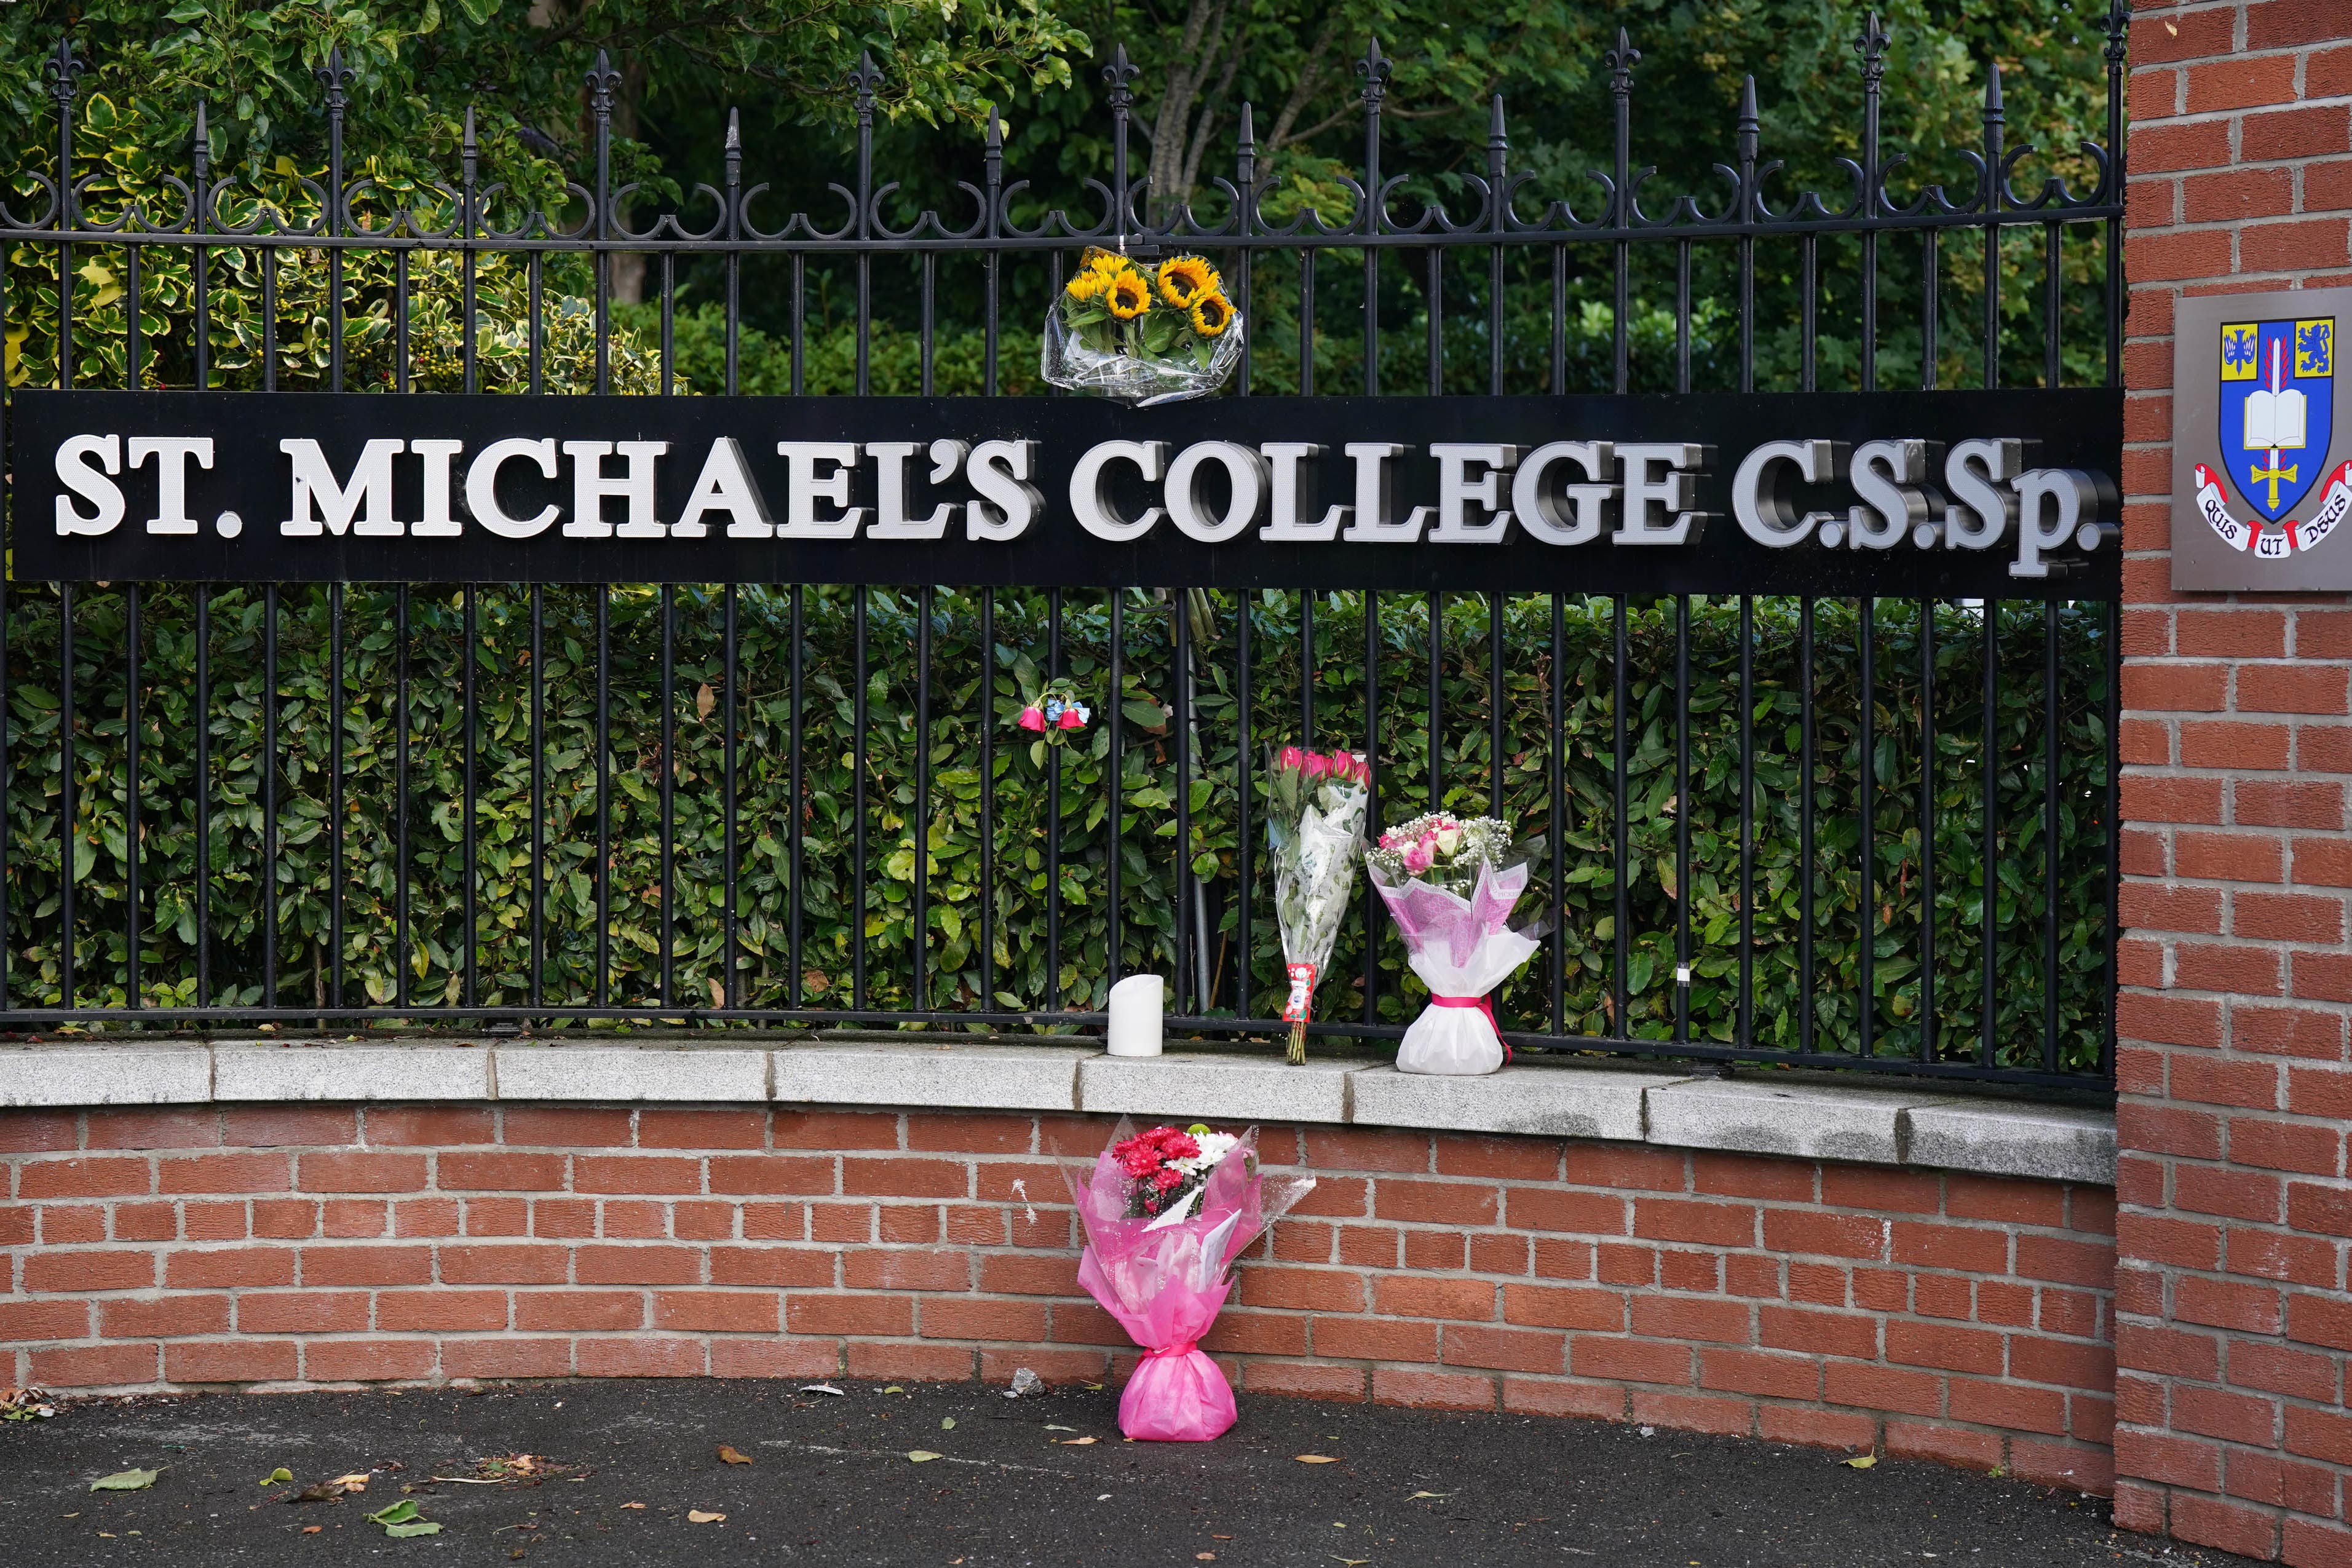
[1845,1454,1878,1470]
[716,1446,753,1467]
[332,1473,371,1492]
[1408,1490,1457,1500]
[1197,1555,1216,1562]
[302,1526,322,1535]
[1294,1454,1340,1464]
[1055,1436,1098,1447]
[686,1509,726,1524]
[906,1451,943,1463]
[620,1503,646,1510]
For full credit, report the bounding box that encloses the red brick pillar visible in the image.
[2115,6,2352,1563]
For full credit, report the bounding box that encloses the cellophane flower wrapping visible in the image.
[1041,248,1245,406]
[1061,1120,1316,1441]
[1264,746,1372,1064]
[1366,817,1548,1076]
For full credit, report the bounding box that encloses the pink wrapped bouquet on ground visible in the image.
[1061,1120,1317,1440]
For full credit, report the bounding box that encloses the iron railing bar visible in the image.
[1738,595,1754,1051]
[1674,595,1690,1043]
[1107,589,1123,988]
[1799,598,1815,1054]
[853,585,869,1009]
[531,585,545,1013]
[914,585,932,1010]
[1362,588,1379,1023]
[1428,590,1443,809]
[1166,589,1184,1016]
[261,584,277,1005]
[328,584,343,1011]
[1612,594,1628,1038]
[1982,601,2000,1068]
[1548,593,1565,1034]
[1859,596,1875,1059]
[595,585,611,1006]
[1919,598,1936,1064]
[1048,588,1065,1012]
[461,585,476,1008]
[2044,601,2062,1074]
[118,587,138,1010]
[976,588,992,1010]
[392,587,405,1011]
[723,585,739,1008]
[659,584,676,1010]
[790,585,807,1007]
[1489,593,1505,820]
[1235,592,1252,1013]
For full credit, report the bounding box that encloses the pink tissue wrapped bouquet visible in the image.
[1366,813,1548,1076]
[1062,1120,1316,1441]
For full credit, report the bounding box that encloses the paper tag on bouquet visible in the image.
[1281,963,1316,1023]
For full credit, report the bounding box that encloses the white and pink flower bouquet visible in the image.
[1365,813,1548,1076]
[1062,1120,1316,1441]
[1264,744,1372,1064]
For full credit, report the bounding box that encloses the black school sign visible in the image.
[12,389,2121,596]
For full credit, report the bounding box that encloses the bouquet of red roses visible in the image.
[1063,1120,1316,1441]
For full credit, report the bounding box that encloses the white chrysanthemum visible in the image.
[1173,1131,1240,1176]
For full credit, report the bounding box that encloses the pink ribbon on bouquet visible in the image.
[1430,992,1511,1063]
[1430,992,1494,1026]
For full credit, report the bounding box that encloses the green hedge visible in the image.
[2,587,2112,1074]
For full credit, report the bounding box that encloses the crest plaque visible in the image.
[2174,284,2352,588]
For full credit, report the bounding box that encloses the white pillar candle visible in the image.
[1105,973,1165,1057]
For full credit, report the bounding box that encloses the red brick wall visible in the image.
[1,1104,2115,1488]
[2116,3,2352,1564]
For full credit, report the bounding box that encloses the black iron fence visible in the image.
[0,15,2128,1091]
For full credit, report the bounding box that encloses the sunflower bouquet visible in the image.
[1042,247,1245,405]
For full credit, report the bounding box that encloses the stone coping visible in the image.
[0,1037,2115,1186]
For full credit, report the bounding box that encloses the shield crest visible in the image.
[2219,317,2335,521]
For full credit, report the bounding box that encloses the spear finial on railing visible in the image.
[317,46,355,237]
[1603,27,1638,98]
[1856,10,1888,223]
[587,50,621,239]
[48,37,82,226]
[1486,93,1508,182]
[1357,36,1390,108]
[192,99,211,184]
[44,34,82,106]
[983,102,1002,241]
[723,105,742,239]
[1855,10,1890,88]
[1104,42,1138,109]
[1237,98,1256,188]
[1105,46,1138,240]
[849,50,883,124]
[1735,74,1759,219]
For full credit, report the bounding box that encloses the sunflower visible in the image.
[1106,270,1152,319]
[1064,268,1104,303]
[1187,290,1235,338]
[1157,255,1220,307]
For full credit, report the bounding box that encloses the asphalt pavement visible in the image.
[0,1378,2263,1567]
